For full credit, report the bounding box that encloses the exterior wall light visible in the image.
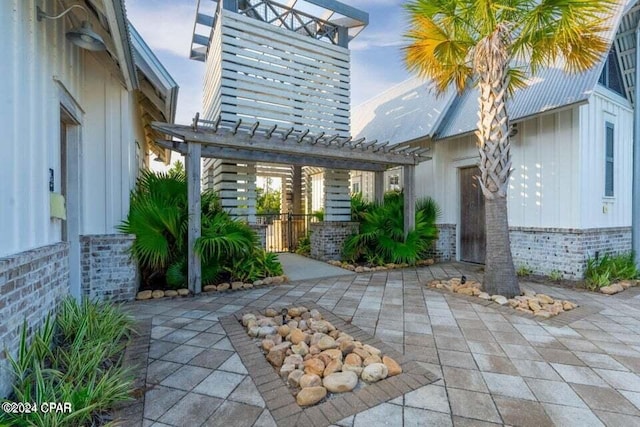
[37,4,106,51]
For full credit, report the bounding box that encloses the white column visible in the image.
[212,160,257,223]
[323,169,351,221]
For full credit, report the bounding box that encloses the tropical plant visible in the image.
[585,252,639,290]
[256,187,281,216]
[404,0,615,297]
[1,298,134,427]
[295,233,312,256]
[350,192,373,222]
[516,265,533,277]
[343,191,440,265]
[119,170,279,290]
[549,270,563,282]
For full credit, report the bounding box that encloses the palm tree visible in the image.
[404,0,615,297]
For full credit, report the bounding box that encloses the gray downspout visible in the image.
[634,21,640,267]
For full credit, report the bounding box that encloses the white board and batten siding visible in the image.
[0,0,143,257]
[414,107,583,229]
[578,86,633,229]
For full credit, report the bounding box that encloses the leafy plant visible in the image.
[119,170,280,290]
[256,187,281,216]
[548,270,563,282]
[585,252,639,290]
[1,298,134,427]
[295,233,311,256]
[312,209,324,222]
[343,191,439,265]
[516,265,533,277]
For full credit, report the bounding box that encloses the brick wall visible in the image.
[427,224,456,262]
[510,226,632,279]
[310,222,359,261]
[81,234,138,302]
[0,243,69,398]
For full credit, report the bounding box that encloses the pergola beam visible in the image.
[156,140,390,171]
[151,122,425,167]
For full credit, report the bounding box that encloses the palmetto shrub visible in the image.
[343,191,440,265]
[585,252,639,290]
[118,169,280,289]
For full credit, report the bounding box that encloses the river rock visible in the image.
[528,300,542,312]
[152,290,165,299]
[382,356,402,376]
[363,355,382,366]
[292,341,309,356]
[342,364,363,376]
[299,373,322,388]
[177,288,189,296]
[267,348,287,367]
[296,386,326,406]
[265,308,278,317]
[163,290,178,297]
[257,326,278,338]
[298,320,308,331]
[321,349,343,361]
[217,283,230,291]
[280,363,296,379]
[318,336,337,350]
[262,339,275,351]
[231,281,243,290]
[323,359,343,377]
[290,328,306,345]
[537,294,554,304]
[284,354,304,367]
[361,363,388,383]
[352,347,371,360]
[363,345,381,357]
[601,283,624,295]
[345,353,362,366]
[304,358,325,377]
[288,369,304,387]
[288,307,302,317]
[562,301,577,310]
[278,325,291,337]
[492,295,509,305]
[323,371,358,393]
[478,292,491,300]
[136,290,152,300]
[339,340,356,355]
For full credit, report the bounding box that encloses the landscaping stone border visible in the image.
[220,302,438,427]
[428,286,601,326]
[112,318,152,427]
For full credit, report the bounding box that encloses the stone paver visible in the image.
[127,262,640,426]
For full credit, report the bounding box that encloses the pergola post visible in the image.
[292,165,303,214]
[374,170,385,204]
[186,141,202,294]
[403,165,415,238]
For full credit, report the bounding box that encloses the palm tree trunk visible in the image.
[474,26,520,298]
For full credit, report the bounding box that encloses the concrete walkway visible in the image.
[127,263,640,426]
[277,253,355,282]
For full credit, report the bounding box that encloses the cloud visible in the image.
[127,0,196,57]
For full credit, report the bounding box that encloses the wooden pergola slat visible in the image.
[151,115,431,294]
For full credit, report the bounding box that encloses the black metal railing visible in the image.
[256,212,318,252]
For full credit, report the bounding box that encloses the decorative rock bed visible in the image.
[241,306,402,407]
[135,275,289,300]
[428,278,578,319]
[328,259,434,273]
[599,280,640,295]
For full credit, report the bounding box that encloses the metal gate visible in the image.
[256,213,318,253]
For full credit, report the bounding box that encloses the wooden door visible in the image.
[460,167,486,264]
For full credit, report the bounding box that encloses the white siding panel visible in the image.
[413,108,581,229]
[579,88,633,228]
[0,0,82,257]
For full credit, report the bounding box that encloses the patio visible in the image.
[124,263,640,427]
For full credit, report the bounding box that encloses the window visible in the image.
[598,48,625,97]
[389,175,400,190]
[605,122,614,197]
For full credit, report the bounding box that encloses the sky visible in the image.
[126,0,413,126]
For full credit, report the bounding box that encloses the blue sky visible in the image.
[126,0,413,125]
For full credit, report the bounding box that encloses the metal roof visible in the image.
[352,77,456,144]
[354,0,636,144]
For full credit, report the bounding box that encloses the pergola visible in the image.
[152,114,430,293]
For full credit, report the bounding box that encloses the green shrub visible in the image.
[295,233,311,256]
[119,170,281,290]
[343,191,440,265]
[585,252,639,290]
[1,298,135,427]
[548,270,563,281]
[516,265,533,277]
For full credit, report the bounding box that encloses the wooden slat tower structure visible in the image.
[190,0,369,222]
